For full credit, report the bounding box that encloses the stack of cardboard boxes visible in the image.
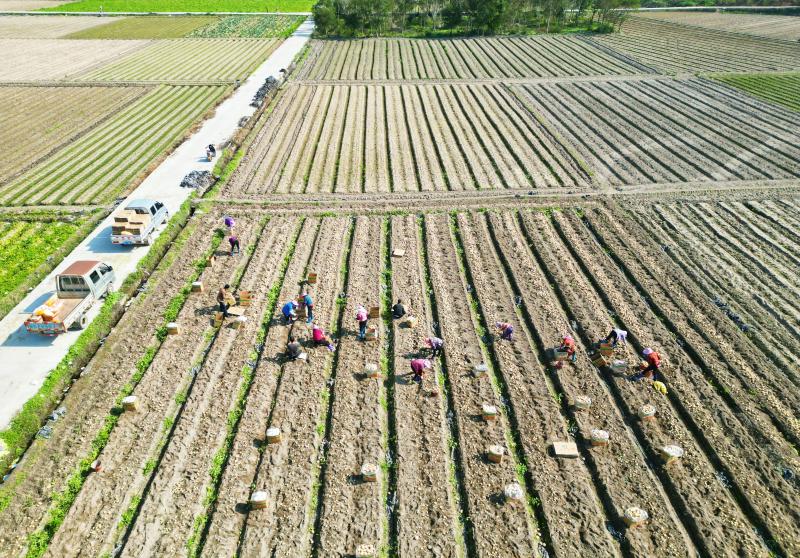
[112,209,151,238]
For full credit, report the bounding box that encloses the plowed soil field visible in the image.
[636,11,800,42]
[2,202,798,558]
[0,15,121,38]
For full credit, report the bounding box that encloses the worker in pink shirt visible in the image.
[409,358,432,394]
[356,305,368,340]
[312,324,335,352]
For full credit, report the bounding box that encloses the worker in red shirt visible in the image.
[639,348,662,380]
[560,333,577,362]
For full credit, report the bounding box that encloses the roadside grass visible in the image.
[712,72,800,113]
[64,15,218,38]
[42,0,313,12]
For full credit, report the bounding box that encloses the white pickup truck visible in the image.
[111,199,168,246]
[25,261,115,336]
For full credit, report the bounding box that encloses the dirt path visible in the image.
[390,215,461,557]
[316,217,387,555]
[0,215,216,555]
[424,213,536,556]
[235,217,352,556]
[455,212,620,557]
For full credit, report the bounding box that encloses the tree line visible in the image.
[312,0,640,36]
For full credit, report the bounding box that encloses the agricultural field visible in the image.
[0,0,68,9]
[0,84,229,205]
[713,73,800,113]
[0,203,798,558]
[296,36,650,81]
[0,215,84,301]
[0,85,146,183]
[187,14,305,38]
[593,17,800,73]
[78,38,280,82]
[0,38,147,81]
[43,0,314,11]
[636,11,800,41]
[509,77,800,186]
[0,14,118,37]
[65,15,217,39]
[226,83,589,195]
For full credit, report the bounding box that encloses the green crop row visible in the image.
[0,85,228,206]
[713,73,800,113]
[188,15,305,38]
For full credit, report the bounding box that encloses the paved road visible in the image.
[0,18,314,430]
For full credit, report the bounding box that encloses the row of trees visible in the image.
[313,0,639,36]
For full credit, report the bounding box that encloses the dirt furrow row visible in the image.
[316,217,388,555]
[198,217,319,555]
[364,85,390,193]
[236,217,352,556]
[487,211,687,557]
[385,86,419,192]
[527,211,769,556]
[307,87,348,193]
[335,86,366,193]
[390,215,461,557]
[0,213,218,555]
[456,213,619,557]
[424,213,535,557]
[403,87,445,192]
[415,86,471,190]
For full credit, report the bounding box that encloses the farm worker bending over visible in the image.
[410,358,432,393]
[229,235,240,255]
[425,336,444,358]
[303,291,314,323]
[604,328,628,348]
[312,324,335,351]
[356,305,369,340]
[223,215,235,230]
[392,299,406,320]
[286,336,302,361]
[217,284,235,318]
[282,300,298,324]
[632,348,662,381]
[560,334,577,362]
[496,321,514,341]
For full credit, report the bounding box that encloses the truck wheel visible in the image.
[72,314,88,330]
[144,233,152,246]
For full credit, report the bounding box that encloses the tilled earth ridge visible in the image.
[575,209,800,556]
[390,215,460,558]
[237,217,351,556]
[425,213,536,556]
[46,216,272,557]
[455,212,619,557]
[318,217,387,555]
[488,211,689,557]
[527,211,766,556]
[0,213,218,555]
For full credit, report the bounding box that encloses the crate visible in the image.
[365,327,379,341]
[552,441,579,458]
[122,395,138,412]
[368,306,380,319]
[250,491,268,510]
[307,273,317,284]
[266,427,281,444]
[166,322,180,335]
[598,341,614,357]
[191,281,203,293]
[591,353,608,367]
[487,445,504,464]
[238,290,251,306]
[553,349,570,362]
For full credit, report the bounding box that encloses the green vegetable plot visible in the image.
[188,14,304,37]
[713,72,800,113]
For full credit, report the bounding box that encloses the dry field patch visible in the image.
[593,18,800,74]
[636,11,800,42]
[0,14,119,38]
[0,0,69,10]
[0,38,148,81]
[64,15,219,39]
